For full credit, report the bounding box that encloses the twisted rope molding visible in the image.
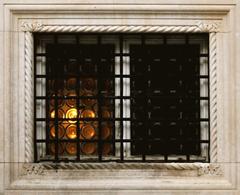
[22,22,219,172]
[21,163,223,176]
[21,22,220,33]
[24,31,34,163]
[209,33,218,162]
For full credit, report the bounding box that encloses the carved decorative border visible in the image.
[209,32,218,162]
[21,21,219,170]
[24,31,34,163]
[21,22,220,33]
[21,163,223,177]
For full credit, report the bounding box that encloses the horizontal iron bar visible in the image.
[36,96,209,100]
[36,117,209,122]
[36,159,207,163]
[36,74,207,79]
[36,139,209,143]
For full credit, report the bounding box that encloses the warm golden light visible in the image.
[66,124,77,139]
[81,124,96,139]
[81,109,96,118]
[66,143,77,155]
[66,108,78,123]
[50,125,65,138]
[46,48,115,161]
[50,109,65,119]
[81,143,96,155]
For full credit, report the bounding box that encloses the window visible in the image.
[34,33,209,163]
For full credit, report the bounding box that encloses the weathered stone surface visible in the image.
[0,0,240,194]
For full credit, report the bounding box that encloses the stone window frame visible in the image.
[3,3,236,191]
[23,22,217,163]
[33,26,212,163]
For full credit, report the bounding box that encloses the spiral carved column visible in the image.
[24,31,34,162]
[209,32,218,162]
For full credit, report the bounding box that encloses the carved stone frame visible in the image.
[21,22,219,169]
[3,3,237,192]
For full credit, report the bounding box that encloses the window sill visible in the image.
[8,162,228,191]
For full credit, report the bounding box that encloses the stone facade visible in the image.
[0,0,240,194]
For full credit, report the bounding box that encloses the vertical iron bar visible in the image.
[119,35,124,161]
[54,35,59,162]
[163,35,168,162]
[97,36,103,161]
[76,35,80,161]
[141,35,146,161]
[207,34,210,162]
[129,40,133,159]
[185,34,190,162]
[112,42,116,156]
[45,37,50,156]
[33,34,38,162]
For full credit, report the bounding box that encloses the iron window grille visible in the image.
[34,33,210,163]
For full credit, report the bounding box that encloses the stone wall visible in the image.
[0,0,240,194]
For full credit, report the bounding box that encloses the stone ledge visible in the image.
[20,163,223,177]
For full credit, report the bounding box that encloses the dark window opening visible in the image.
[130,45,201,156]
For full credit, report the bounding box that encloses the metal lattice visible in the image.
[34,33,210,163]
